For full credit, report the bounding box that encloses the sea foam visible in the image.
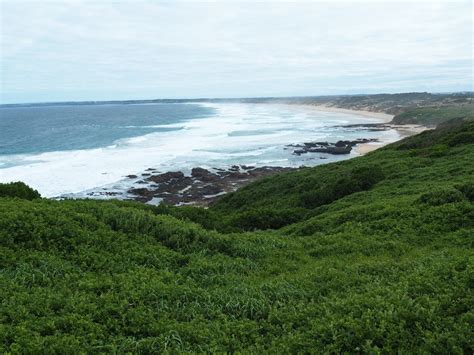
[0,103,400,197]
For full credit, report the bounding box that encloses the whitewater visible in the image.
[0,102,401,198]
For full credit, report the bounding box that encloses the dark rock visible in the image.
[291,137,378,155]
[308,146,352,154]
[127,165,300,207]
[227,171,250,179]
[240,165,254,170]
[128,187,150,195]
[325,146,352,154]
[337,123,389,129]
[293,149,307,155]
[126,174,138,179]
[335,140,348,147]
[191,168,219,182]
[147,171,184,184]
[199,184,223,196]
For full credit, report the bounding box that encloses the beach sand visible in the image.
[302,104,430,155]
[303,104,394,122]
[355,124,430,154]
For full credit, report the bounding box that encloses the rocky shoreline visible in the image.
[127,165,296,207]
[289,138,380,156]
[78,122,405,207]
[124,132,387,206]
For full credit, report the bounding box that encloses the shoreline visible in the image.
[354,123,429,155]
[121,119,428,206]
[296,103,429,155]
[70,104,429,205]
[125,165,297,207]
[301,104,394,123]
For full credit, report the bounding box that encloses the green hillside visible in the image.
[391,104,474,126]
[1,119,473,353]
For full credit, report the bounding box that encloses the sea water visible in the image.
[0,102,401,198]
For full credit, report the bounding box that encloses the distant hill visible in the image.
[391,104,474,126]
[2,92,472,121]
[275,92,473,115]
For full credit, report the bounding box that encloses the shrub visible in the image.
[152,204,221,230]
[300,165,384,208]
[0,182,41,200]
[447,132,474,147]
[427,144,449,157]
[455,182,474,201]
[228,208,304,231]
[349,165,385,190]
[300,188,332,209]
[418,188,466,206]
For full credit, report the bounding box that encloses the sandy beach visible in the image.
[303,104,394,122]
[354,124,430,154]
[390,124,430,137]
[301,104,430,155]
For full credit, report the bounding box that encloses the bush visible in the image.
[427,144,449,157]
[153,204,221,230]
[228,208,304,231]
[448,132,474,147]
[455,182,474,201]
[418,188,466,206]
[350,165,385,190]
[300,165,384,208]
[0,182,41,200]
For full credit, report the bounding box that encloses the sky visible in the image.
[0,0,472,104]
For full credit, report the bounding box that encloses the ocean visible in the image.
[0,102,401,198]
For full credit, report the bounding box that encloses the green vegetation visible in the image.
[240,92,473,115]
[391,104,474,126]
[0,181,40,200]
[1,119,473,352]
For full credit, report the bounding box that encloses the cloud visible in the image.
[1,0,472,103]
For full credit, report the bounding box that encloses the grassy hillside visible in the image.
[1,119,473,352]
[233,92,473,115]
[391,104,474,126]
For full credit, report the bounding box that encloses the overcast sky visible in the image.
[1,0,472,103]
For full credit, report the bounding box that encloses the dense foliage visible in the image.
[0,181,41,200]
[391,104,474,126]
[1,119,473,352]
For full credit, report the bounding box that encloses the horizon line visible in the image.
[1,90,473,107]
